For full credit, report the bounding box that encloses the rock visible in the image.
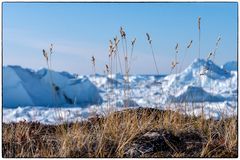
[124,129,186,157]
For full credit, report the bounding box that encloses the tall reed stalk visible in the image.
[90,55,97,105]
[171,43,180,113]
[198,17,201,59]
[146,33,159,74]
[180,40,193,115]
[92,56,96,76]
[128,38,136,72]
[105,64,110,109]
[49,44,53,70]
[179,40,192,73]
[43,44,63,121]
[197,17,205,127]
[208,35,221,117]
[146,33,164,109]
[74,73,79,106]
[113,36,120,106]
[120,27,129,107]
[42,47,55,106]
[127,38,136,99]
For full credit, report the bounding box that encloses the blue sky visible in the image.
[3,2,238,75]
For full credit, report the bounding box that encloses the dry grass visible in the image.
[2,107,237,158]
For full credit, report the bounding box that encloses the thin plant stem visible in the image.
[124,38,130,107]
[150,43,159,75]
[120,37,127,106]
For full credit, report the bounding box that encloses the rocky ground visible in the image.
[2,108,237,158]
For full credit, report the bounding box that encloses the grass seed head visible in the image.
[105,64,109,73]
[146,33,152,44]
[187,40,193,48]
[171,61,179,69]
[114,36,118,42]
[109,40,113,46]
[42,49,48,61]
[198,17,201,30]
[175,43,179,53]
[114,36,120,47]
[120,27,126,38]
[131,38,136,46]
[207,52,213,60]
[216,35,221,46]
[109,40,114,57]
[50,43,53,54]
[213,35,222,57]
[91,56,95,66]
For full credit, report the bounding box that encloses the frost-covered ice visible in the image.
[3,105,120,124]
[3,101,236,124]
[3,59,237,124]
[222,61,237,72]
[3,66,102,107]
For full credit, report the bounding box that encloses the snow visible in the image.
[161,59,236,101]
[3,59,237,124]
[169,86,226,102]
